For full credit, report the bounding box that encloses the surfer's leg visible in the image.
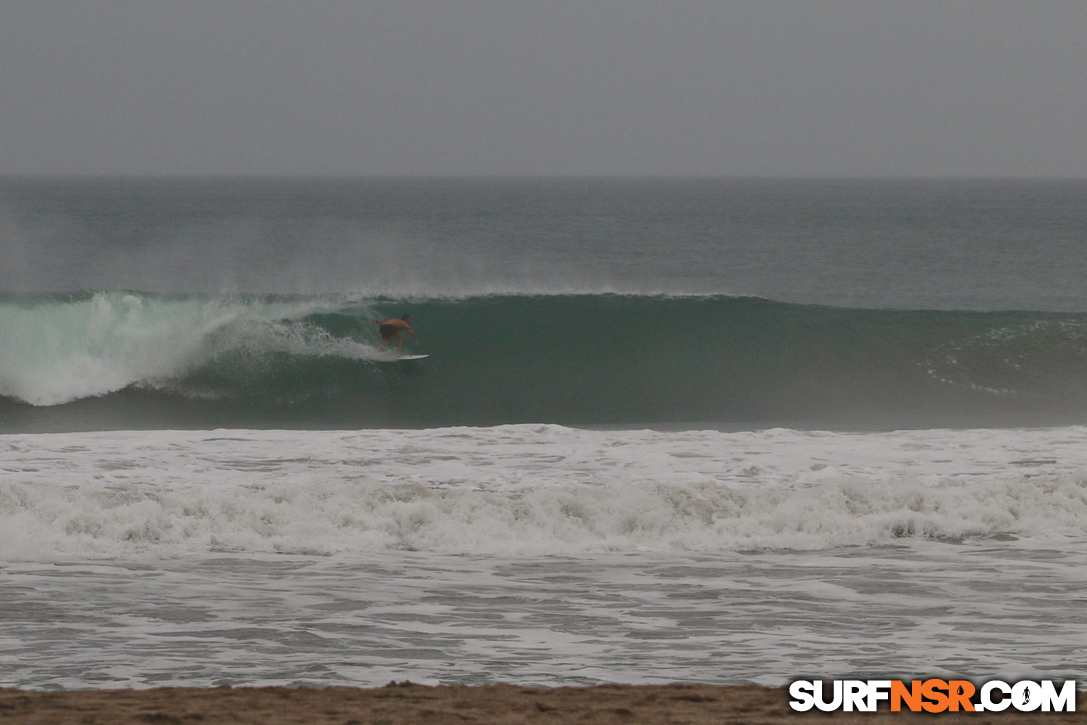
[378,324,397,350]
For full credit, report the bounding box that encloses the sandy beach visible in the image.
[1,683,1083,724]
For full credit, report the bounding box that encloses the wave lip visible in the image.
[0,291,386,406]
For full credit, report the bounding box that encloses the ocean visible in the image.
[1,177,1086,689]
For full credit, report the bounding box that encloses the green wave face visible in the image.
[3,292,1087,432]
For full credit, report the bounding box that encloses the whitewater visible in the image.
[4,423,1087,688]
[6,425,1087,557]
[2,177,1087,690]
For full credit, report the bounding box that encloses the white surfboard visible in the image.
[391,354,428,361]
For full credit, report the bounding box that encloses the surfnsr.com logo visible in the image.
[789,679,1076,713]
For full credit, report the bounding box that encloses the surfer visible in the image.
[375,314,419,354]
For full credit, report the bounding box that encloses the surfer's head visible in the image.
[401,314,411,322]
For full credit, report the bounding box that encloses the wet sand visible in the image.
[1,682,1083,724]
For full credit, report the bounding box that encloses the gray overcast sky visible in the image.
[2,1,1086,177]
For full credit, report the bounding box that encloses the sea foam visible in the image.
[3,425,1086,559]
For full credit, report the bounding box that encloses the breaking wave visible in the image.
[3,291,1087,431]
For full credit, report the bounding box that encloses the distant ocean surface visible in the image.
[2,178,1086,689]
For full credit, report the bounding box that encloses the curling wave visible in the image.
[2,291,1087,431]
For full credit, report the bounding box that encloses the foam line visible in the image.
[3,425,1087,559]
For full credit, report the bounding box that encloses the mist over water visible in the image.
[4,177,1087,308]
